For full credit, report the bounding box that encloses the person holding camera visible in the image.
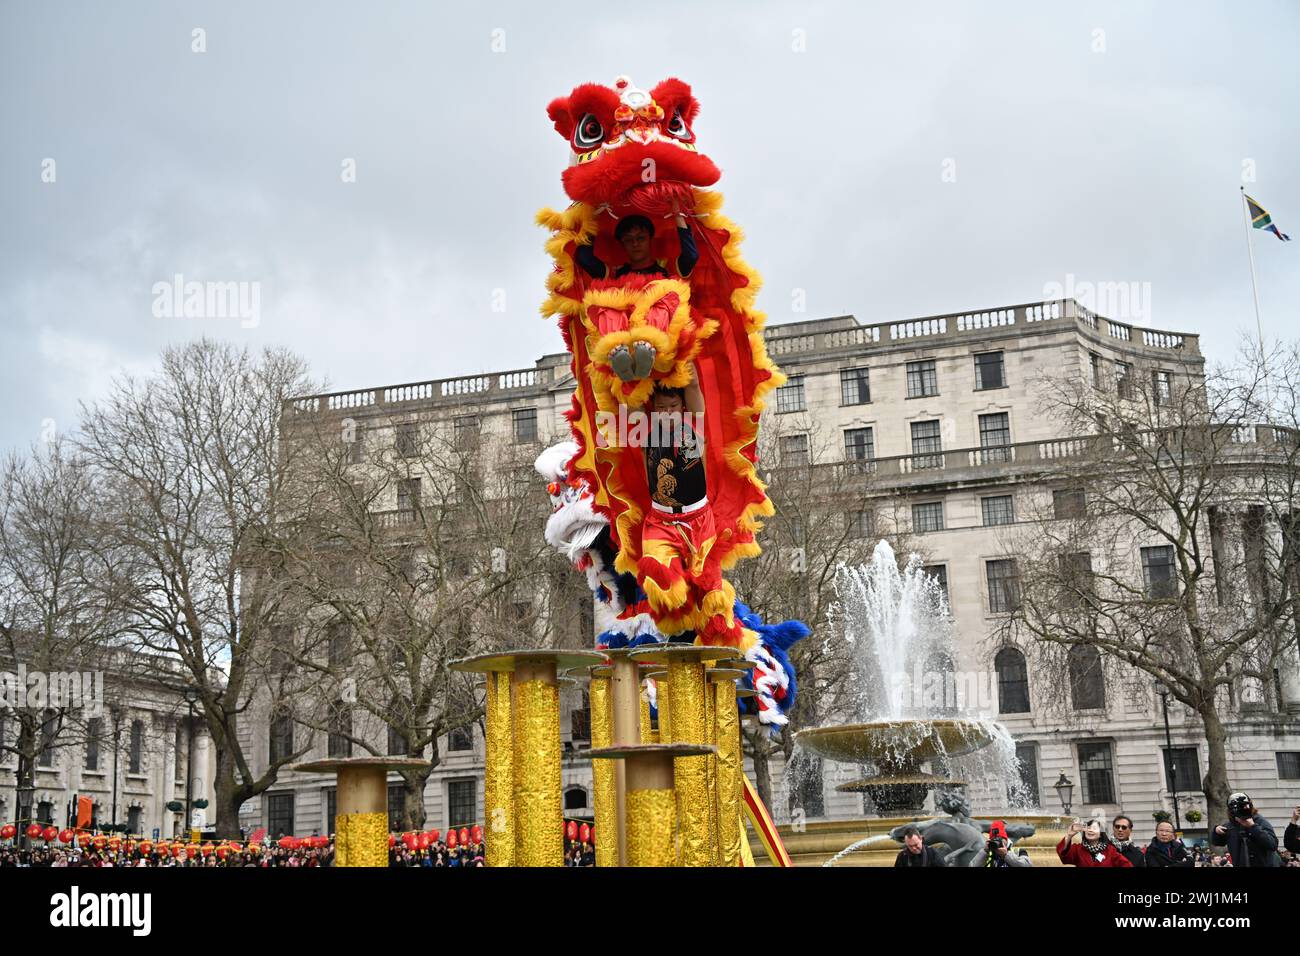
[1212,792,1281,867]
[1056,819,1133,867]
[1285,804,1299,856]
[969,820,1032,867]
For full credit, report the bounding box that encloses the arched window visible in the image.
[564,787,588,811]
[1069,645,1106,710]
[995,648,1030,714]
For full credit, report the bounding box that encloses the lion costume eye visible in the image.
[574,113,605,149]
[665,110,691,141]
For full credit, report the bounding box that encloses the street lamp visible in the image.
[1155,682,1183,832]
[182,686,198,840]
[109,704,123,834]
[1053,772,1075,817]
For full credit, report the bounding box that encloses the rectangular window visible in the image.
[974,351,1005,390]
[906,360,938,398]
[329,624,350,667]
[1153,370,1172,406]
[388,724,408,757]
[1090,352,1102,389]
[1077,741,1117,804]
[127,806,143,836]
[1013,742,1040,806]
[36,801,54,825]
[85,718,101,771]
[846,510,874,539]
[986,558,1021,613]
[843,427,875,472]
[840,367,871,405]
[388,784,406,832]
[775,375,806,413]
[910,419,943,470]
[454,415,481,450]
[175,723,185,782]
[512,407,538,444]
[1277,751,1300,780]
[266,792,295,838]
[397,478,421,513]
[1162,746,1201,793]
[912,501,945,534]
[1053,488,1086,519]
[1059,551,1094,607]
[978,412,1011,463]
[1115,361,1133,399]
[780,434,809,466]
[326,788,337,834]
[38,712,57,767]
[922,564,949,604]
[328,702,352,758]
[395,421,419,458]
[128,720,143,774]
[981,495,1014,526]
[1142,545,1177,599]
[448,726,473,752]
[345,424,363,464]
[571,691,592,742]
[448,779,477,828]
[270,712,294,764]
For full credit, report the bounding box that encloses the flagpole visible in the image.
[1240,186,1264,349]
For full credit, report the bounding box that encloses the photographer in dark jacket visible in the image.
[1285,804,1299,856]
[894,825,946,867]
[1211,792,1282,867]
[1145,820,1193,867]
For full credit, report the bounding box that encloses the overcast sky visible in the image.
[2,0,1297,454]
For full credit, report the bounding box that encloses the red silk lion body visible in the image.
[538,76,785,650]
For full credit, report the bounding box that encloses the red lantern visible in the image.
[388,833,397,848]
[416,832,429,850]
[278,836,297,850]
[471,825,483,843]
[185,843,199,859]
[429,829,440,843]
[247,842,262,856]
[579,823,591,844]
[401,831,417,850]
[589,825,596,845]
[58,828,74,844]
[171,843,185,858]
[43,826,59,843]
[215,844,229,860]
[139,840,152,856]
[1,824,17,840]
[92,834,107,851]
[25,823,44,840]
[200,843,214,857]
[446,828,458,848]
[108,836,122,852]
[77,832,92,849]
[228,842,242,854]
[565,820,577,841]
[458,827,469,846]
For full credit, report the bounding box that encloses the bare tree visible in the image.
[264,403,569,828]
[1001,343,1300,811]
[0,440,126,839]
[75,340,316,839]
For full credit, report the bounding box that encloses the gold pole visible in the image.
[587,667,617,869]
[639,687,653,743]
[512,659,563,866]
[484,670,515,867]
[710,670,745,867]
[589,743,714,867]
[289,757,428,868]
[607,650,642,867]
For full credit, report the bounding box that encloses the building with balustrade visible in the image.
[249,297,1300,843]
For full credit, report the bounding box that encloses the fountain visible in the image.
[783,541,1061,865]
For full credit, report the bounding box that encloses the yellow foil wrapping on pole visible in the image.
[589,674,616,868]
[512,678,563,866]
[626,788,677,867]
[667,658,711,866]
[485,670,515,867]
[334,811,389,868]
[714,680,743,867]
[639,688,652,743]
[705,677,719,865]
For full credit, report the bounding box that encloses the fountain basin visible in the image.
[795,719,995,766]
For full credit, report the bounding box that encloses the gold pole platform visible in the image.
[289,757,430,867]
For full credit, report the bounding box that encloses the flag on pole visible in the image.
[1244,193,1291,241]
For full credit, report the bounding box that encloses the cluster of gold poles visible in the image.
[290,644,756,868]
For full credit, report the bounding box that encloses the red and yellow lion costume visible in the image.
[538,75,786,650]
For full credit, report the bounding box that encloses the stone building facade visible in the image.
[251,296,1300,844]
